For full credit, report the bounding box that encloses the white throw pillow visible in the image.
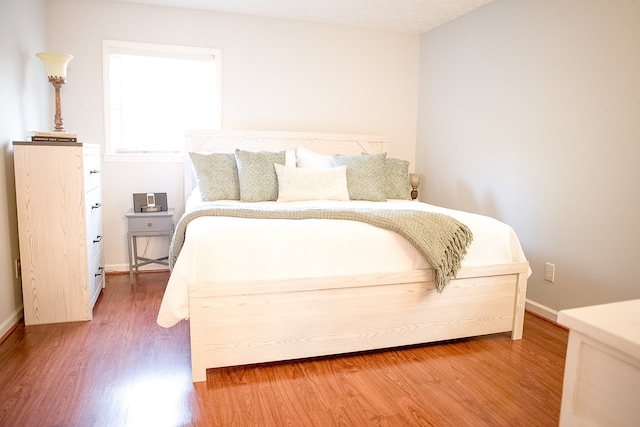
[295,146,334,168]
[274,164,350,202]
[285,150,296,167]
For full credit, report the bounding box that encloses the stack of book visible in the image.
[28,131,78,143]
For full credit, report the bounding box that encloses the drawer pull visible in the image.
[89,169,101,174]
[91,202,102,210]
[93,235,103,243]
[94,266,104,277]
[147,223,153,227]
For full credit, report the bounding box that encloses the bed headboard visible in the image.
[184,129,389,201]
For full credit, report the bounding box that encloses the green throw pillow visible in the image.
[235,149,286,202]
[332,153,387,201]
[189,152,240,201]
[384,158,412,200]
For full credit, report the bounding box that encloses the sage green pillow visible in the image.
[235,149,286,202]
[189,152,240,201]
[384,158,412,200]
[332,153,387,201]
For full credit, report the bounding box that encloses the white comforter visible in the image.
[157,198,528,328]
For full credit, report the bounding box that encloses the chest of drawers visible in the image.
[13,141,105,325]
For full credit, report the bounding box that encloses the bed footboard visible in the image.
[188,262,529,382]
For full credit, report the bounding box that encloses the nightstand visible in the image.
[125,208,175,283]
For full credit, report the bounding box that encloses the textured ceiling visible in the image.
[107,0,494,34]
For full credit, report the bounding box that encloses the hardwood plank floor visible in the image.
[0,271,568,426]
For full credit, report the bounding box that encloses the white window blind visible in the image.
[103,40,221,159]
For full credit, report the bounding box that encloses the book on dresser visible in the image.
[13,140,105,325]
[27,130,79,142]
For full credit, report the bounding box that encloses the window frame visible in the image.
[102,40,222,163]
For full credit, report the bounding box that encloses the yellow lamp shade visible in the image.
[36,52,73,79]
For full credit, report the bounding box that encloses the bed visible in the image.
[158,130,530,383]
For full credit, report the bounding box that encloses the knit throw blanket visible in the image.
[169,205,473,293]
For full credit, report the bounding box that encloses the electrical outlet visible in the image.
[544,262,555,282]
[15,258,21,279]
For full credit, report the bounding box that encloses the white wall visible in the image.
[46,0,420,271]
[0,0,49,336]
[417,0,640,313]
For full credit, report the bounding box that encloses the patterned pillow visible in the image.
[274,164,350,202]
[189,152,240,201]
[332,153,387,201]
[384,158,412,200]
[235,149,286,202]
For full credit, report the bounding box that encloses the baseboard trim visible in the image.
[525,299,559,323]
[0,305,23,345]
[106,263,170,274]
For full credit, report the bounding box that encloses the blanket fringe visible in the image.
[433,227,473,293]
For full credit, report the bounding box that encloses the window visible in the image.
[102,40,221,160]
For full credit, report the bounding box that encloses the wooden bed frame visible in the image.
[183,130,529,382]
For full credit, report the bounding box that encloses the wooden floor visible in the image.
[0,271,568,427]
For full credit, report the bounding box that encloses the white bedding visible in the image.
[157,197,528,328]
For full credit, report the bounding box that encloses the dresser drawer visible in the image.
[128,214,174,233]
[88,247,104,309]
[85,187,103,262]
[83,147,101,192]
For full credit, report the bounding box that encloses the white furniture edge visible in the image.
[557,299,640,426]
[558,300,640,361]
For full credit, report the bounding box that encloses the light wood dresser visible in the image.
[558,299,640,426]
[13,141,105,325]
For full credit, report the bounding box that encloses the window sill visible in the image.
[103,152,184,163]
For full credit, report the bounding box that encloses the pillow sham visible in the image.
[189,152,240,201]
[285,150,297,167]
[274,164,350,202]
[235,149,286,202]
[332,153,387,201]
[360,152,412,200]
[383,158,412,200]
[296,146,334,168]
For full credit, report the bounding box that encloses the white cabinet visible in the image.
[13,141,105,325]
[558,300,640,426]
